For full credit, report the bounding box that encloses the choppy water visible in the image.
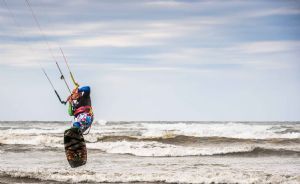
[0,121,299,183]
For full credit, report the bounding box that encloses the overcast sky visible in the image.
[0,0,299,121]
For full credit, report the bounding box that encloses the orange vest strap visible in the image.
[74,106,93,116]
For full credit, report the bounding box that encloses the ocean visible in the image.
[0,121,299,184]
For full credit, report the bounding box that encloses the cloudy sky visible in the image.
[0,0,299,121]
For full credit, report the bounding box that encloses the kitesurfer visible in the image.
[67,86,94,133]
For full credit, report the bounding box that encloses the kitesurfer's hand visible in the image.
[67,88,80,102]
[72,88,78,94]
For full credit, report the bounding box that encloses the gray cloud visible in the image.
[0,0,300,121]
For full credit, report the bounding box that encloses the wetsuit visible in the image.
[68,86,93,133]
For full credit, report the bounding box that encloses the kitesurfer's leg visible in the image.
[73,122,81,129]
[81,114,93,132]
[73,113,93,133]
[72,121,86,132]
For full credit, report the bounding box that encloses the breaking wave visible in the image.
[1,136,299,157]
[86,140,300,157]
[220,147,300,157]
[1,121,299,157]
[93,135,300,145]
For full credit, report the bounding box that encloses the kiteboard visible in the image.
[64,127,87,168]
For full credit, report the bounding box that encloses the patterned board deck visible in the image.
[64,127,87,168]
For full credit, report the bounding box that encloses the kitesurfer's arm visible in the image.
[67,88,80,102]
[66,88,80,116]
[67,86,92,116]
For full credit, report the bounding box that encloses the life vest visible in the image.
[74,106,93,117]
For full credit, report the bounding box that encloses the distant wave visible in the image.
[86,139,300,157]
[1,121,300,158]
[124,147,300,157]
[1,133,299,157]
[1,138,299,157]
[2,133,298,146]
[92,135,300,145]
[1,121,300,140]
[137,122,300,139]
[216,147,300,157]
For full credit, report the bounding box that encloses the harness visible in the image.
[74,106,93,117]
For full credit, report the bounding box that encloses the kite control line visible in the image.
[25,0,72,94]
[56,61,72,93]
[60,47,79,88]
[42,68,66,105]
[5,0,78,105]
[2,0,67,105]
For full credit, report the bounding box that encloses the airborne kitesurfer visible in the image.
[10,0,91,167]
[67,86,94,133]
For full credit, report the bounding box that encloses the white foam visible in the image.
[1,167,299,184]
[140,122,300,139]
[0,127,66,135]
[1,121,299,155]
[95,119,107,125]
[3,121,298,140]
[87,140,300,157]
[0,134,62,147]
[88,141,255,156]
